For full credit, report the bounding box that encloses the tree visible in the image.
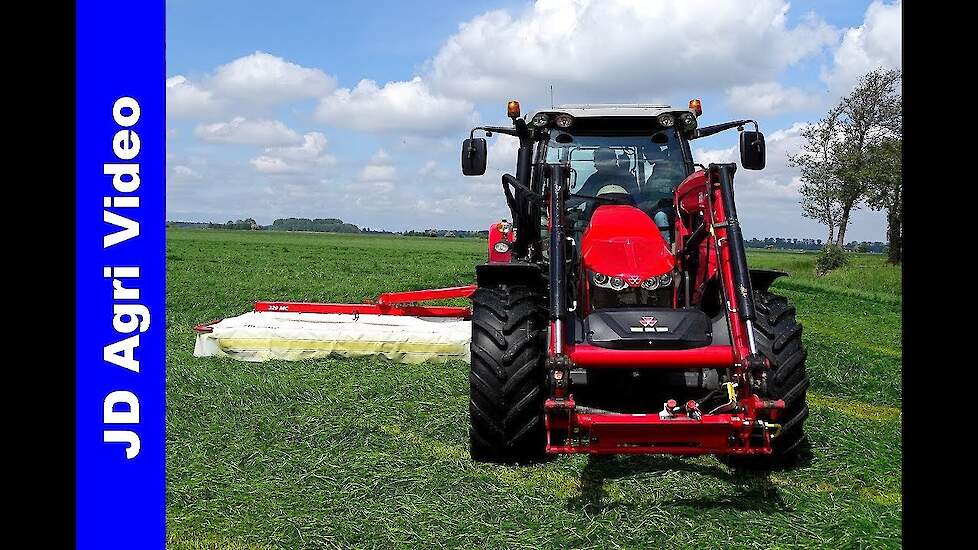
[865,137,903,264]
[830,68,902,247]
[791,68,902,249]
[790,114,843,244]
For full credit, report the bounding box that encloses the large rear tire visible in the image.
[724,289,810,469]
[468,284,547,464]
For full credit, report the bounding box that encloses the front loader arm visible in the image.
[705,163,765,373]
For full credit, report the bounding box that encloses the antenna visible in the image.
[550,85,554,108]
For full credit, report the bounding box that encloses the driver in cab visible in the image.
[567,147,637,234]
[577,147,637,200]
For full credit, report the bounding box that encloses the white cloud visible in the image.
[269,133,334,162]
[194,117,302,145]
[367,149,392,165]
[822,1,902,95]
[167,161,206,189]
[249,156,295,174]
[417,160,451,180]
[172,165,201,178]
[426,0,838,103]
[168,164,203,184]
[725,82,824,117]
[315,77,477,134]
[249,132,336,174]
[166,75,221,119]
[359,165,397,183]
[418,160,439,177]
[210,51,336,102]
[355,149,398,192]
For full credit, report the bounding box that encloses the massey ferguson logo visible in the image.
[627,275,641,286]
[631,314,669,333]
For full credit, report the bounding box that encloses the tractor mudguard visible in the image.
[749,269,788,293]
[475,262,544,289]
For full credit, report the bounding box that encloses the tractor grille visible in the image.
[590,286,673,310]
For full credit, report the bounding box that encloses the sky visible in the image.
[166,0,901,241]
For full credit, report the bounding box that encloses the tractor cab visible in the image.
[535,107,694,263]
[528,106,701,325]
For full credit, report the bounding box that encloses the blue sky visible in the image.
[166,0,901,241]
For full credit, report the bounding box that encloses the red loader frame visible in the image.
[542,164,783,456]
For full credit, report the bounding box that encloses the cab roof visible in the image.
[533,104,694,119]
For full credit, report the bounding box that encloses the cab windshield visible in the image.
[543,128,688,243]
[544,128,688,215]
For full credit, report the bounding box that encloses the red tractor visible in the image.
[461,100,808,467]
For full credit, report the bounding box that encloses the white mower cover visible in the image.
[194,310,471,364]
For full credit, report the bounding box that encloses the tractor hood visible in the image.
[580,205,675,285]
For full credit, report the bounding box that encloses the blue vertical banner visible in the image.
[76,1,165,547]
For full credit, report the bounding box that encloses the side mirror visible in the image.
[739,130,766,170]
[461,138,487,176]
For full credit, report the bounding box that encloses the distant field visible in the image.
[166,228,901,549]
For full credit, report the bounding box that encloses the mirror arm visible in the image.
[691,119,758,140]
[471,126,519,139]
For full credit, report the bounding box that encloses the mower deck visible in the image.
[193,285,475,364]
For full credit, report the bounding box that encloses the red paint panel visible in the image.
[375,285,476,305]
[567,344,735,368]
[676,169,709,214]
[487,221,515,263]
[581,205,675,281]
[545,398,773,455]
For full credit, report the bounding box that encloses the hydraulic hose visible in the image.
[548,164,568,324]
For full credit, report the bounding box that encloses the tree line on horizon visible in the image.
[168,219,874,250]
[745,237,886,254]
[166,218,489,238]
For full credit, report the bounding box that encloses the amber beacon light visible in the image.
[507,100,521,119]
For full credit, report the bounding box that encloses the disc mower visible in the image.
[459,100,809,467]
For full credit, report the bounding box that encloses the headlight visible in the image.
[493,241,510,253]
[658,272,674,287]
[531,113,549,127]
[679,112,697,130]
[641,277,659,291]
[555,114,574,128]
[592,272,609,286]
[609,276,626,290]
[657,113,676,127]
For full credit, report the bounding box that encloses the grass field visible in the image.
[166,228,902,549]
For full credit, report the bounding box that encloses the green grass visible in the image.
[748,249,901,304]
[167,228,902,549]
